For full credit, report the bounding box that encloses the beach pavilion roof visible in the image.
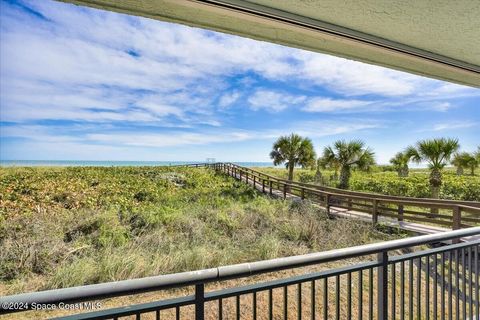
[60,0,479,87]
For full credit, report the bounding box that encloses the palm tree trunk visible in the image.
[403,165,409,177]
[456,166,463,175]
[339,166,351,189]
[429,168,442,214]
[288,163,294,181]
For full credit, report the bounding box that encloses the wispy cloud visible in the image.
[248,90,306,112]
[303,98,372,112]
[431,122,478,131]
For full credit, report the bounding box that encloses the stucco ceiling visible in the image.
[60,0,480,87]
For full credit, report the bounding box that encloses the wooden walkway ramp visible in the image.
[198,163,480,243]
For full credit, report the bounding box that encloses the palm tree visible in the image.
[451,152,472,175]
[321,140,375,189]
[389,152,410,177]
[406,138,459,198]
[270,133,316,181]
[466,152,479,176]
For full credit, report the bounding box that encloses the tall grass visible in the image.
[0,166,400,295]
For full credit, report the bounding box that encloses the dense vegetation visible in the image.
[256,166,480,201]
[0,166,396,295]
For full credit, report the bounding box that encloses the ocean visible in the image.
[0,160,275,167]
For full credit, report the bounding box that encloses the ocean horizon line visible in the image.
[0,160,276,167]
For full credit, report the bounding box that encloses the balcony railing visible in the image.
[1,227,479,319]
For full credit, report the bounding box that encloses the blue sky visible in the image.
[0,0,479,164]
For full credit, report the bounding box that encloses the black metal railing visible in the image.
[1,228,479,319]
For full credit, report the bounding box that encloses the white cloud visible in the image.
[248,90,306,112]
[218,91,241,108]
[432,122,478,131]
[303,98,372,112]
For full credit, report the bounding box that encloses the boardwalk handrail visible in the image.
[222,162,480,207]
[1,227,479,320]
[203,162,480,230]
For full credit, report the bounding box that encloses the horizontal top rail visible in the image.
[1,227,479,308]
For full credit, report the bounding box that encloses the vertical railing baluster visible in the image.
[434,253,438,320]
[195,284,205,320]
[377,251,388,320]
[462,248,466,320]
[401,261,405,320]
[347,273,351,320]
[284,286,288,320]
[335,275,340,320]
[409,259,414,320]
[253,292,257,320]
[359,270,363,320]
[311,280,316,320]
[218,298,223,320]
[176,306,180,320]
[475,245,479,320]
[369,268,373,320]
[449,251,453,320]
[236,295,240,320]
[324,277,328,320]
[441,252,446,320]
[298,283,302,320]
[469,246,473,320]
[269,289,273,320]
[417,258,422,319]
[391,263,396,320]
[156,310,160,320]
[426,255,430,319]
[456,250,460,319]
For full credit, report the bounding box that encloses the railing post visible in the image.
[239,170,242,181]
[262,179,265,193]
[326,194,330,214]
[301,187,305,200]
[452,206,461,230]
[246,171,249,184]
[398,204,404,222]
[372,199,378,225]
[283,183,287,199]
[195,283,205,320]
[377,251,388,320]
[269,180,273,195]
[253,175,256,188]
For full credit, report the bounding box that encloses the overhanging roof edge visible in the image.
[58,0,480,87]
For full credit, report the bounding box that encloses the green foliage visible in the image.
[320,140,375,189]
[0,166,393,293]
[270,133,316,180]
[255,167,480,201]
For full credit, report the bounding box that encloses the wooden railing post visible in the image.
[452,206,461,230]
[326,194,331,214]
[283,183,287,199]
[262,179,265,193]
[372,199,378,225]
[301,187,305,200]
[398,204,404,222]
[253,175,256,188]
[269,181,273,195]
[245,171,249,184]
[239,170,242,181]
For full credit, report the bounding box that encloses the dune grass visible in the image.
[0,166,404,296]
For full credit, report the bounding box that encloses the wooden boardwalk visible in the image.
[227,168,480,243]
